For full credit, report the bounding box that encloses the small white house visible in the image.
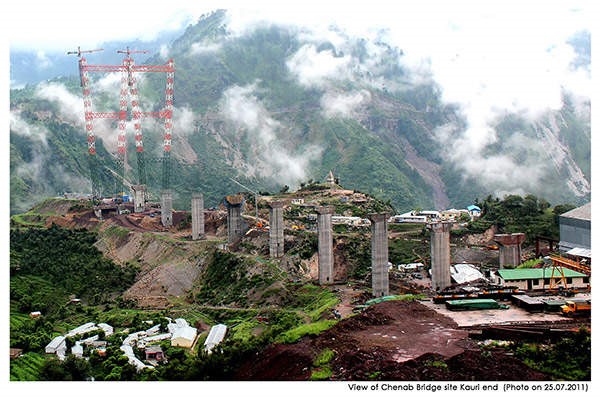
[71,343,84,358]
[171,326,198,348]
[393,212,427,224]
[120,344,153,371]
[467,205,482,218]
[145,333,171,343]
[398,262,424,272]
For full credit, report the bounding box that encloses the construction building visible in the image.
[317,206,335,285]
[559,202,591,252]
[494,233,526,268]
[191,193,205,240]
[369,213,389,297]
[497,268,589,291]
[268,201,285,258]
[430,222,452,291]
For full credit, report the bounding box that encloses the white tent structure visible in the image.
[203,324,227,354]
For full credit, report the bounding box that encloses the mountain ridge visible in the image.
[9,10,591,214]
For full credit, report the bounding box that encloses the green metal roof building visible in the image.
[497,268,589,291]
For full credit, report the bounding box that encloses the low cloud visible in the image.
[220,83,321,185]
[190,41,223,55]
[35,82,83,126]
[35,50,52,70]
[320,90,370,118]
[10,111,49,144]
[286,44,352,88]
[11,113,91,208]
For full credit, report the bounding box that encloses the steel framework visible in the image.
[68,46,175,197]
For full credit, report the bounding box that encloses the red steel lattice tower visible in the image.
[67,47,104,198]
[69,46,175,197]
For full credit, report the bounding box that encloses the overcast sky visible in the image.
[1,0,592,51]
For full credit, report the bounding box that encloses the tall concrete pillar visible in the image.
[317,206,335,285]
[161,190,173,227]
[191,193,205,240]
[494,233,526,268]
[131,185,146,213]
[268,201,285,258]
[369,213,389,297]
[224,195,245,244]
[430,222,452,291]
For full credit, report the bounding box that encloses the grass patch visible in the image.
[275,320,337,344]
[310,348,336,381]
[102,225,130,241]
[310,366,332,380]
[230,321,260,343]
[10,352,46,381]
[313,348,335,366]
[10,213,47,227]
[424,360,448,369]
[288,283,340,321]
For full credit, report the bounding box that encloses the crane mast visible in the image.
[67,47,104,198]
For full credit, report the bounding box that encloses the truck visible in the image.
[560,300,591,317]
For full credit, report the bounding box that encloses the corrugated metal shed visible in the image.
[561,203,591,221]
[566,247,592,258]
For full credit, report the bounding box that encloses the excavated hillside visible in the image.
[235,300,549,381]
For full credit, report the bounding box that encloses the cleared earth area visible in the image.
[236,300,549,381]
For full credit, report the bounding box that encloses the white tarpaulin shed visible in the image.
[97,323,114,336]
[566,247,591,258]
[204,324,227,354]
[66,322,97,337]
[45,336,66,354]
[450,263,485,284]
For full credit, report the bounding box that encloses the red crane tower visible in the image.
[67,47,105,198]
[68,46,175,198]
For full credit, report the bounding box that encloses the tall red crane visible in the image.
[68,46,175,198]
[67,47,104,198]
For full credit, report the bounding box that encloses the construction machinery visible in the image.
[561,299,591,317]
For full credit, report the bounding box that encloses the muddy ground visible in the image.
[235,300,549,381]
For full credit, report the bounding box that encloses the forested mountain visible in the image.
[9,10,591,214]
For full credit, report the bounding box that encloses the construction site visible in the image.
[11,47,590,382]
